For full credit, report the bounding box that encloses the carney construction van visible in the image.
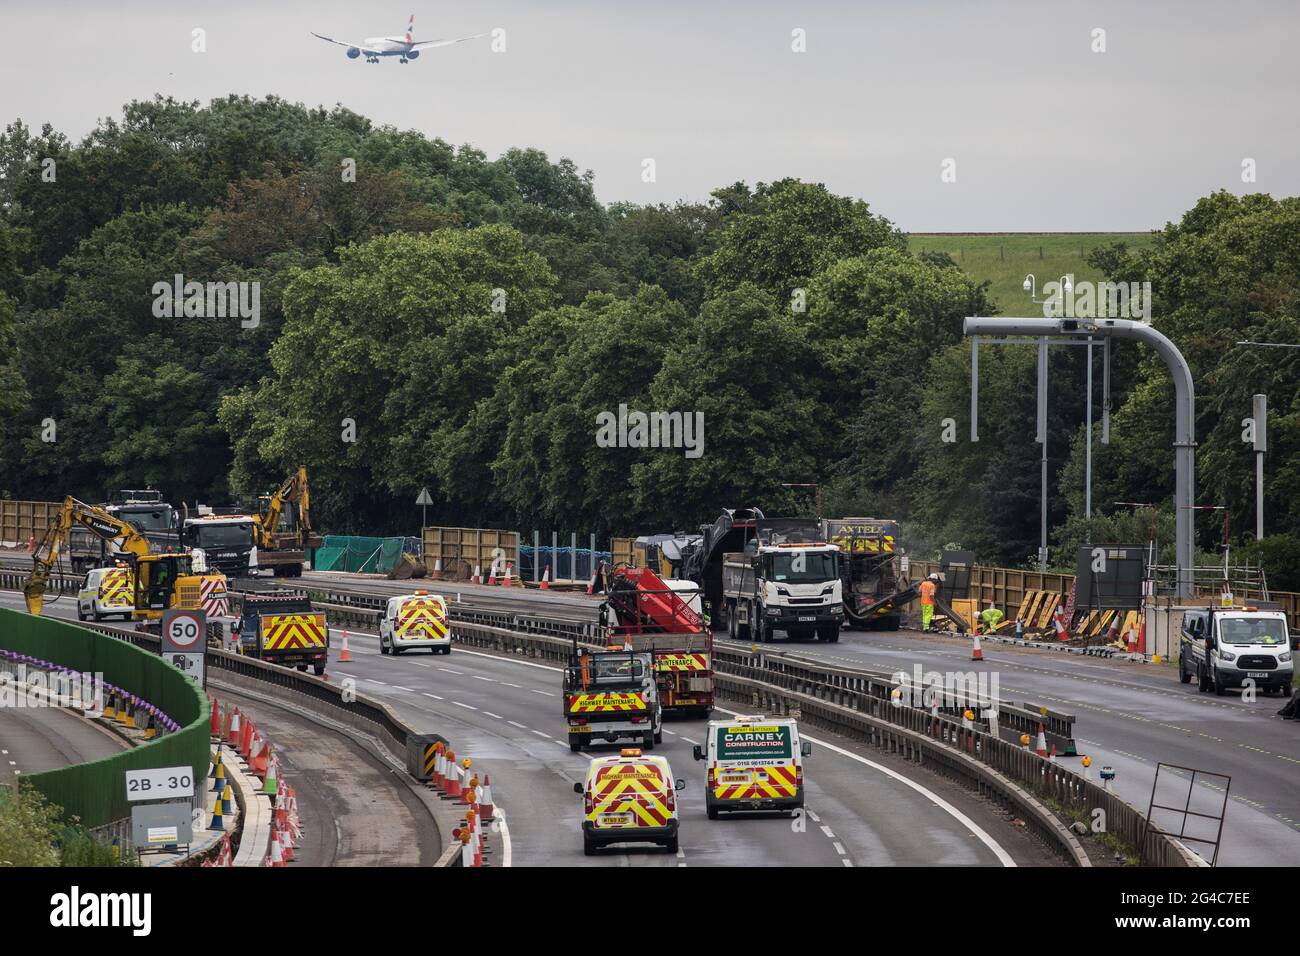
[693,714,811,818]
[379,590,451,655]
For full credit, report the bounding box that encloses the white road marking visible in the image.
[494,806,513,868]
[806,809,822,823]
[454,647,565,674]
[714,703,1016,867]
[438,667,464,675]
[366,679,387,686]
[483,711,503,719]
[473,675,497,682]
[412,662,431,668]
[820,825,835,839]
[508,720,528,729]
[834,843,846,855]
[390,685,413,692]
[503,682,522,688]
[662,729,677,736]
[530,689,555,697]
[422,693,444,700]
[532,730,551,739]
[453,701,477,711]
[681,737,699,745]
[841,858,853,867]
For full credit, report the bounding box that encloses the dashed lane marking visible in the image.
[473,675,497,682]
[422,692,444,700]
[438,667,464,675]
[452,701,477,711]
[390,685,413,692]
[483,711,503,719]
[508,720,528,729]
[532,730,552,739]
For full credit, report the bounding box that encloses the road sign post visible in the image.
[416,487,433,530]
[161,608,207,687]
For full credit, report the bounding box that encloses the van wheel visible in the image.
[76,605,85,621]
[443,646,452,655]
[583,836,597,857]
[1179,657,1191,683]
[392,645,403,656]
[380,641,390,655]
[1197,665,1209,693]
[664,835,678,853]
[312,664,325,676]
[642,732,654,750]
[1214,669,1227,696]
[707,806,719,820]
[92,609,103,622]
[654,728,663,744]
[569,738,583,753]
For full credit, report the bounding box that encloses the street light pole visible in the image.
[1253,394,1267,540]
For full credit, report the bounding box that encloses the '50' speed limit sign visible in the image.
[162,609,206,651]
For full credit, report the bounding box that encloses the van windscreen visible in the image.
[1218,617,1287,646]
[715,724,793,762]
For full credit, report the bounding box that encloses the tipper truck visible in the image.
[236,592,330,675]
[722,519,842,643]
[823,517,904,630]
[599,566,714,717]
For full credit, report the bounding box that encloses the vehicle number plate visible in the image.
[1247,672,1270,678]
[798,616,815,622]
[720,773,749,785]
[599,812,633,827]
[568,726,591,734]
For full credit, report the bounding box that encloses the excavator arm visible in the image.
[25,497,151,615]
[258,466,313,548]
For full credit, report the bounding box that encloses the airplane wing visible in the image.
[311,32,371,50]
[410,33,489,49]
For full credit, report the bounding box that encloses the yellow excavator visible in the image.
[25,496,226,623]
[252,466,323,577]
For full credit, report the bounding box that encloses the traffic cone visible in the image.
[1137,615,1147,655]
[209,796,225,831]
[446,753,462,797]
[339,630,352,663]
[262,755,279,796]
[228,708,241,746]
[479,774,495,820]
[1034,722,1048,757]
[540,563,551,590]
[142,709,156,740]
[1051,607,1071,642]
[1126,624,1138,654]
[1048,743,1057,763]
[503,562,513,587]
[586,565,598,595]
[472,564,482,584]
[1104,613,1120,646]
[971,632,984,661]
[221,782,233,816]
[104,689,117,721]
[267,827,284,867]
[458,828,474,867]
[279,826,294,863]
[431,558,443,581]
[432,742,445,789]
[240,721,254,758]
[487,565,497,586]
[211,752,226,793]
[209,747,220,779]
[251,737,269,777]
[463,773,479,805]
[209,700,221,736]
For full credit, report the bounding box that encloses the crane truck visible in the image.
[598,566,714,717]
[25,496,228,630]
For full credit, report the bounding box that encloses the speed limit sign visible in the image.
[161,609,207,686]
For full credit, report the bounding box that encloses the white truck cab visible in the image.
[379,591,451,655]
[76,566,135,622]
[1180,605,1293,696]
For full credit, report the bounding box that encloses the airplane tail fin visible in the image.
[405,14,414,44]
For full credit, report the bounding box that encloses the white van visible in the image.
[693,714,811,819]
[574,748,684,855]
[1180,605,1293,696]
[76,566,135,622]
[379,591,451,655]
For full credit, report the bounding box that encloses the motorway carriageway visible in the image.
[0,591,444,867]
[0,590,1055,868]
[293,570,1300,866]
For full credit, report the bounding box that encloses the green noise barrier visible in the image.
[0,608,210,829]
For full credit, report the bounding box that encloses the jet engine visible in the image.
[346,47,361,58]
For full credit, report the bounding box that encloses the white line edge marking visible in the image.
[714,703,1016,868]
[494,807,513,867]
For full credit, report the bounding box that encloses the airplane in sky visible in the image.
[311,14,486,64]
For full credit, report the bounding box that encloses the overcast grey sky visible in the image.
[3,0,1295,231]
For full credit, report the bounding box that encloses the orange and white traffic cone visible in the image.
[433,743,446,790]
[431,557,443,581]
[227,708,241,746]
[471,564,482,584]
[1034,722,1048,757]
[463,773,479,805]
[540,563,551,590]
[1051,608,1071,642]
[339,630,352,663]
[487,565,497,586]
[586,564,598,595]
[267,826,284,867]
[479,774,495,820]
[1104,613,1120,646]
[209,699,220,736]
[446,752,462,797]
[971,632,984,661]
[1126,624,1138,654]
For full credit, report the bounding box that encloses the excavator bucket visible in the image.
[24,568,48,615]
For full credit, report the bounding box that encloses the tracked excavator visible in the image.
[25,496,227,626]
[253,466,323,577]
